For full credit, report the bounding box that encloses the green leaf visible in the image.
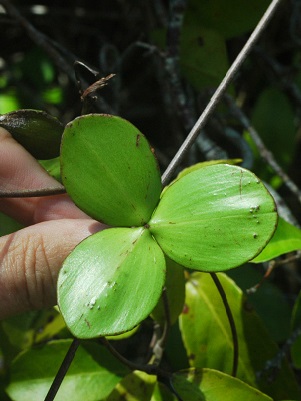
[42,86,63,105]
[106,325,139,341]
[151,381,178,401]
[172,368,272,401]
[0,109,63,159]
[180,24,228,90]
[151,257,185,326]
[1,312,38,353]
[175,159,242,181]
[150,164,277,272]
[180,273,256,385]
[164,322,190,372]
[0,309,67,363]
[228,265,291,343]
[179,273,301,399]
[39,157,61,182]
[34,310,67,343]
[251,88,296,171]
[58,227,166,338]
[6,339,128,401]
[0,92,20,114]
[0,212,23,237]
[186,0,270,39]
[252,218,301,263]
[60,114,162,227]
[151,23,228,91]
[107,371,156,401]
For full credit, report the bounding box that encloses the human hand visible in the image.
[0,127,105,319]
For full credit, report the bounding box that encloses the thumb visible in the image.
[0,218,104,319]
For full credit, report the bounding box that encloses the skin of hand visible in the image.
[0,127,106,319]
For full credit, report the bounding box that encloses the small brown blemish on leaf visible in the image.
[182,304,189,314]
[119,250,129,258]
[136,134,141,147]
[84,319,91,329]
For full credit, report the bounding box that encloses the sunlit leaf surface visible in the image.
[179,273,301,399]
[150,164,277,271]
[173,368,272,401]
[252,217,301,263]
[6,340,128,401]
[58,227,166,338]
[60,114,162,227]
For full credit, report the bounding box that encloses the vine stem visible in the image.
[0,187,66,198]
[161,0,283,186]
[44,338,80,401]
[210,273,239,377]
[102,337,184,401]
[100,337,171,379]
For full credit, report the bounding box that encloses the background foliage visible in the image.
[0,0,301,400]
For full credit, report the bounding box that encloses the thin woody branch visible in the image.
[162,0,284,186]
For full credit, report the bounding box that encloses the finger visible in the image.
[0,127,87,225]
[0,218,104,319]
